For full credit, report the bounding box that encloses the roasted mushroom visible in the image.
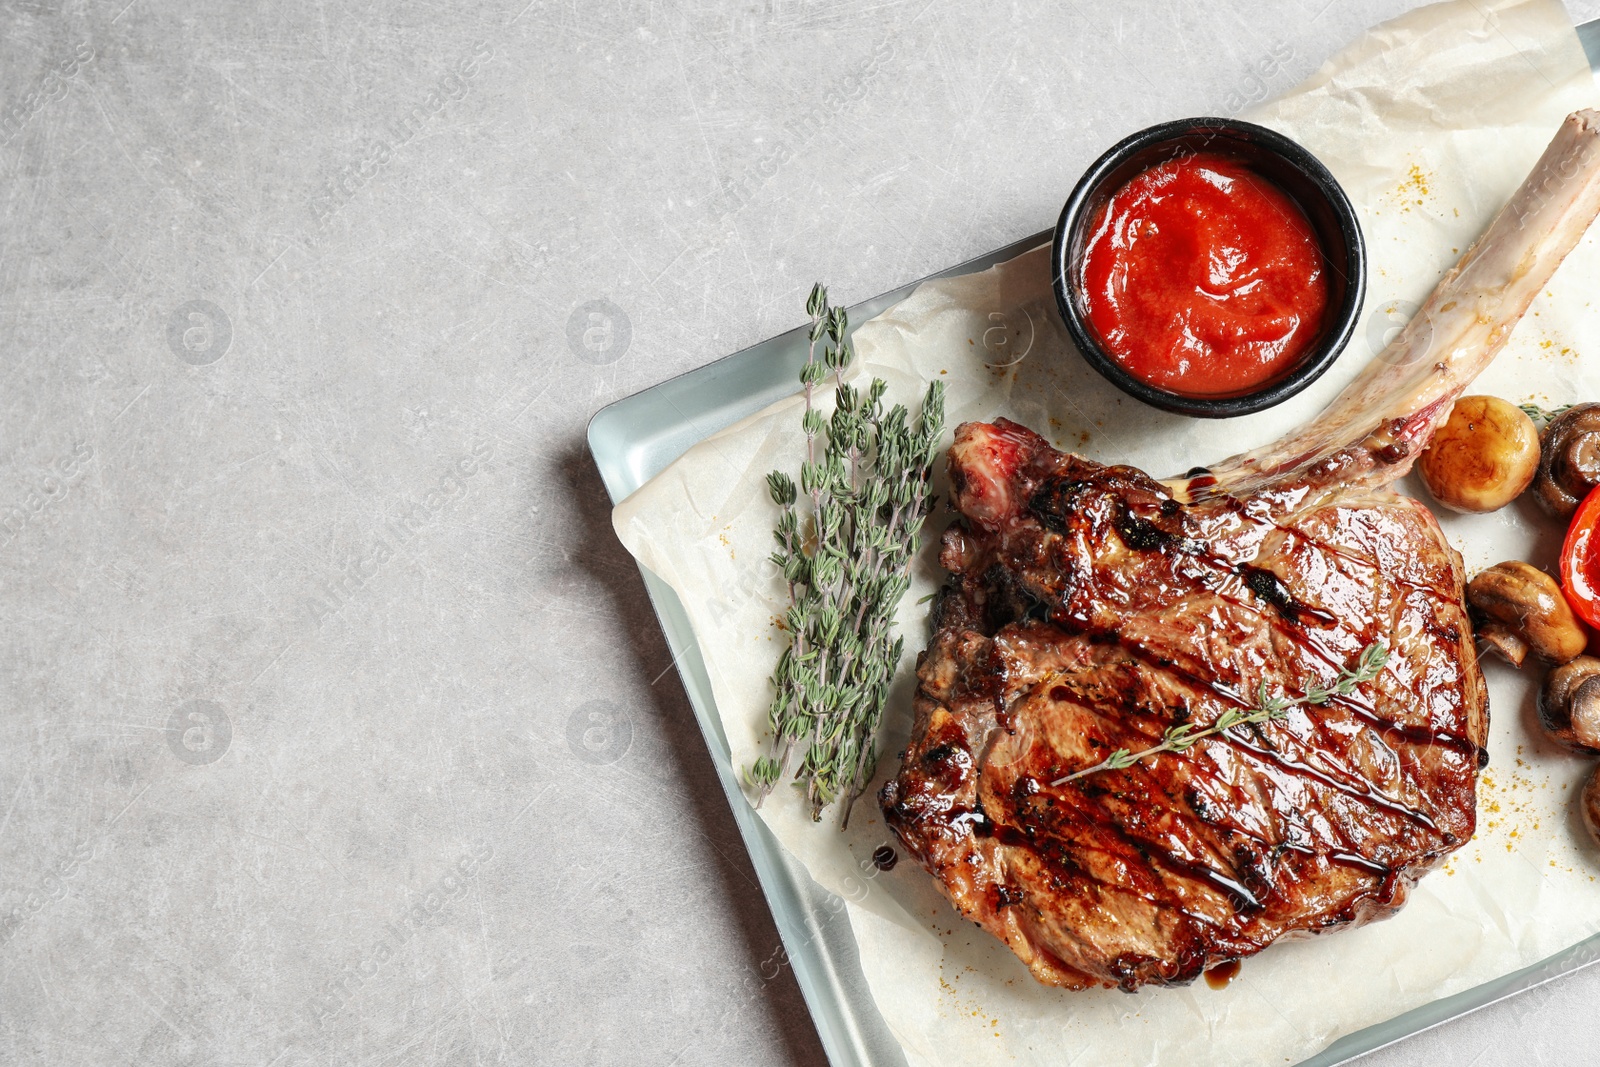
[1418,396,1541,513]
[1538,655,1600,752]
[1465,560,1588,666]
[1583,767,1600,850]
[1534,402,1600,519]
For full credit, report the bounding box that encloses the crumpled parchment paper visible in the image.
[612,1,1600,1063]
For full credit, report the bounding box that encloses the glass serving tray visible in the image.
[586,19,1600,1065]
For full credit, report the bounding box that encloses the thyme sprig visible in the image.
[1053,642,1390,785]
[746,283,947,827]
[1519,402,1573,423]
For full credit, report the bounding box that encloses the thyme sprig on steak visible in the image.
[1054,641,1390,784]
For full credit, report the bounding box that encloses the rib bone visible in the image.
[1187,109,1600,502]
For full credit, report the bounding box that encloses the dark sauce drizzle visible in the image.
[1204,959,1242,989]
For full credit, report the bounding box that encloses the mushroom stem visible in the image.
[1478,624,1531,668]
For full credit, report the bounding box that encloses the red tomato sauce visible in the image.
[1080,151,1329,397]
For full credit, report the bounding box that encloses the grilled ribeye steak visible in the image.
[880,110,1600,991]
[883,419,1485,991]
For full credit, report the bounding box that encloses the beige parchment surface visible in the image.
[613,1,1600,1063]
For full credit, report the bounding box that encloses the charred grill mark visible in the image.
[1160,857,1263,914]
[1027,479,1089,533]
[1072,761,1336,906]
[1114,507,1171,551]
[992,713,1295,926]
[991,884,1023,909]
[1041,661,1195,736]
[1116,815,1266,915]
[1047,570,1350,693]
[1362,713,1479,759]
[1244,720,1278,751]
[976,562,1045,635]
[1224,650,1477,840]
[1185,785,1220,825]
[1112,502,1205,554]
[1238,563,1337,626]
[981,771,1177,919]
[1012,782,1259,924]
[949,463,969,498]
[1223,729,1440,833]
[1049,632,1256,732]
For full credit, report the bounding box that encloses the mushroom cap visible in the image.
[1466,560,1588,666]
[1418,396,1540,513]
[1538,655,1600,753]
[1535,402,1600,520]
[1583,767,1600,851]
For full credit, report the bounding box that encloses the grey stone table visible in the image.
[2,1,1597,1064]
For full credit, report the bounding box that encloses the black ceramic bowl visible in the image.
[1051,117,1366,418]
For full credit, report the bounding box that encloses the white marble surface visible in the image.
[2,1,1598,1065]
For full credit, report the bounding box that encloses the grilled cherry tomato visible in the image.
[1560,483,1600,630]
